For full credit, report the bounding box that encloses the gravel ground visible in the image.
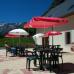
[0,49,74,74]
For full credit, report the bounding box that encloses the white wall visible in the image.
[48,30,74,52]
[49,32,65,45]
[71,30,74,43]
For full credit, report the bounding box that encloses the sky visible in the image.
[0,0,53,23]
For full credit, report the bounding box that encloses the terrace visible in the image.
[0,48,74,74]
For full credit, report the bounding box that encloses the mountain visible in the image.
[0,22,26,36]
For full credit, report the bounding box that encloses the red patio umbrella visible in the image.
[24,20,58,28]
[44,31,62,45]
[24,16,68,29]
[44,31,62,36]
[24,17,68,46]
[33,17,68,23]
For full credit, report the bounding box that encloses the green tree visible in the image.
[25,28,36,36]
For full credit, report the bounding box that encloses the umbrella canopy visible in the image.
[8,29,29,45]
[44,31,62,36]
[5,34,20,38]
[24,16,68,28]
[9,29,29,36]
[24,20,58,28]
[33,17,68,23]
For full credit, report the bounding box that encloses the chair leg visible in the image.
[6,51,7,56]
[28,60,30,70]
[26,58,31,70]
[34,59,37,66]
[26,58,28,69]
[56,57,63,72]
[60,57,63,72]
[61,57,63,65]
[49,60,52,72]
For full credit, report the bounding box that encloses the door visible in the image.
[42,37,49,47]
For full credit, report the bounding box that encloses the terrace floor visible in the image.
[0,48,74,74]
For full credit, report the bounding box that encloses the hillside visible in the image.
[0,22,26,36]
[0,22,36,37]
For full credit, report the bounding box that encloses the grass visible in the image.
[0,37,35,47]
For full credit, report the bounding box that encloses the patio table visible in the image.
[35,47,63,70]
[15,46,25,56]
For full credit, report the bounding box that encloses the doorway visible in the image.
[42,37,49,48]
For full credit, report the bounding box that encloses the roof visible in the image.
[45,0,74,17]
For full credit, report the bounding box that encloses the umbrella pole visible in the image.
[19,36,20,46]
[18,33,20,46]
[52,36,53,46]
[12,38,14,46]
[52,26,54,46]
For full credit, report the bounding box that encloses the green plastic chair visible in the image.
[26,50,40,70]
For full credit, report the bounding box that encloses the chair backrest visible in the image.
[56,45,61,48]
[5,45,11,52]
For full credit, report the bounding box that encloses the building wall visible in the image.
[71,30,74,43]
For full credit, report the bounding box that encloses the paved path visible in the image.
[0,49,74,74]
